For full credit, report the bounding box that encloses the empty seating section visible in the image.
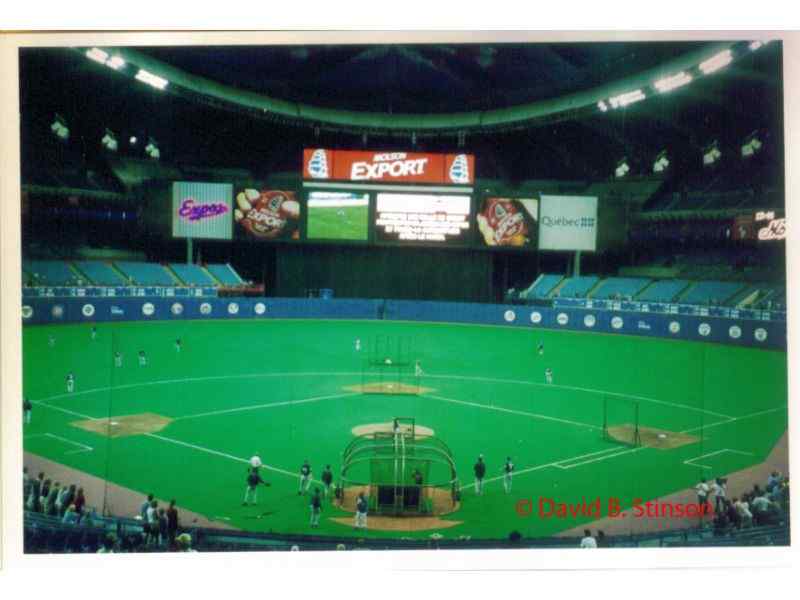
[207,264,244,286]
[73,261,127,286]
[679,280,746,305]
[636,279,691,302]
[555,276,599,298]
[591,277,651,300]
[169,263,217,286]
[114,262,178,286]
[520,274,562,299]
[23,260,81,286]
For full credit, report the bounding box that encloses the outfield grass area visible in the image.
[307,205,369,241]
[22,320,788,540]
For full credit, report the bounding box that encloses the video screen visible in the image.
[234,189,300,241]
[172,181,233,240]
[374,193,471,244]
[306,191,369,241]
[476,197,538,249]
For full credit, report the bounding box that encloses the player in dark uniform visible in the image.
[474,455,486,495]
[243,467,269,506]
[321,465,334,500]
[175,338,182,353]
[537,342,544,356]
[23,397,32,425]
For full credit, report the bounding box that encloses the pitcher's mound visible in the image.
[72,413,173,438]
[343,382,435,395]
[607,424,700,449]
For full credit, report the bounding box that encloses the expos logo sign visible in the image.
[754,328,768,343]
[178,197,229,222]
[22,305,33,320]
[698,323,711,337]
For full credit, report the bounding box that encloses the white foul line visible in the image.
[173,392,359,421]
[684,448,755,470]
[25,432,94,455]
[424,393,602,432]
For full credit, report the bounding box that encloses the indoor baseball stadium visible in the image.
[18,38,788,554]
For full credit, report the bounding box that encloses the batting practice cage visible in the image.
[359,335,421,394]
[339,418,460,516]
[603,396,642,447]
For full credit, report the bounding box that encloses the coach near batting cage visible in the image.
[339,418,460,517]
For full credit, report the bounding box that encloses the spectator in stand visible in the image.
[27,474,42,512]
[39,478,51,511]
[140,493,154,521]
[97,534,116,554]
[751,492,777,526]
[580,529,597,548]
[596,530,607,548]
[734,497,753,528]
[145,500,159,547]
[725,498,740,529]
[711,477,728,514]
[74,487,86,520]
[45,482,60,516]
[23,467,31,503]
[767,471,783,493]
[166,499,179,548]
[175,533,197,552]
[62,504,80,525]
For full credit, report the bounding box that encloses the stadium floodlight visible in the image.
[50,114,69,141]
[129,136,138,145]
[145,138,160,160]
[135,69,169,90]
[101,128,118,152]
[749,40,771,51]
[106,55,126,70]
[699,50,733,75]
[615,158,630,179]
[741,132,763,158]
[653,71,693,93]
[597,100,608,112]
[608,89,646,109]
[703,141,721,166]
[86,47,109,65]
[653,150,670,173]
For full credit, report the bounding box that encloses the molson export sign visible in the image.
[303,149,474,185]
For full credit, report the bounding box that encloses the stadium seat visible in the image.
[73,261,128,286]
[169,263,217,286]
[679,280,747,305]
[590,277,651,300]
[23,260,83,286]
[636,279,691,303]
[519,274,563,300]
[554,276,600,298]
[206,263,245,286]
[113,261,180,286]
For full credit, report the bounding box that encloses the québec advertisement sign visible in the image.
[538,195,599,252]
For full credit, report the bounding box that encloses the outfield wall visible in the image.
[20,296,786,350]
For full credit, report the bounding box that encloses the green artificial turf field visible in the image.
[22,319,788,540]
[307,205,369,240]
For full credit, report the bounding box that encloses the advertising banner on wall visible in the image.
[303,149,475,185]
[538,195,598,251]
[476,197,538,249]
[172,182,233,240]
[234,189,301,241]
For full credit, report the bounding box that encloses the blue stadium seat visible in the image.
[207,264,245,286]
[679,280,746,305]
[114,262,179,286]
[636,279,691,303]
[23,260,82,286]
[73,261,127,286]
[169,263,217,286]
[590,277,651,300]
[520,274,563,300]
[555,276,599,298]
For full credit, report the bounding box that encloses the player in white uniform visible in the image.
[298,460,312,495]
[175,338,182,353]
[66,373,75,393]
[502,457,514,494]
[545,368,553,385]
[414,360,424,377]
[48,335,55,348]
[249,454,263,472]
[537,342,544,356]
[91,326,97,340]
[355,338,361,352]
[114,352,123,367]
[138,351,147,367]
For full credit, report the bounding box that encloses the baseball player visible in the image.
[354,492,368,530]
[502,457,515,494]
[175,338,182,353]
[474,455,486,495]
[91,326,97,340]
[537,342,544,356]
[243,467,269,506]
[545,368,553,385]
[23,397,32,425]
[250,454,263,472]
[298,460,312,495]
[114,352,123,367]
[355,338,361,352]
[138,350,147,367]
[48,335,56,348]
[321,465,334,499]
[309,488,322,528]
[414,360,424,377]
[66,373,75,393]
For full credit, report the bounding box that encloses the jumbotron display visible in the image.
[374,193,471,244]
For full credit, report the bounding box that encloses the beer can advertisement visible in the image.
[477,197,539,249]
[234,189,301,241]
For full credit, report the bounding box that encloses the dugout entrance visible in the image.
[340,417,459,516]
